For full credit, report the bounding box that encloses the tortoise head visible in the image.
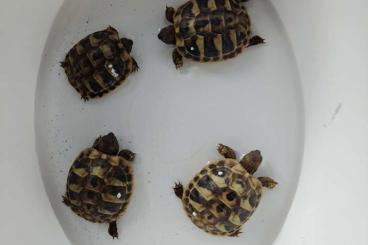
[93,132,119,155]
[158,25,176,45]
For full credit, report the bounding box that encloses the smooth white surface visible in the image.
[0,0,367,245]
[35,1,303,244]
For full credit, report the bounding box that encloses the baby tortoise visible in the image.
[158,0,265,68]
[174,144,277,236]
[63,133,135,238]
[62,27,138,101]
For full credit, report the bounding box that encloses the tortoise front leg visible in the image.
[173,182,184,199]
[217,144,237,159]
[166,6,175,23]
[172,49,184,69]
[119,149,136,161]
[248,35,265,47]
[258,177,278,189]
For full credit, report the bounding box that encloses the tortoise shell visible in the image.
[182,159,262,236]
[174,0,252,62]
[62,26,138,101]
[174,145,277,236]
[64,148,133,223]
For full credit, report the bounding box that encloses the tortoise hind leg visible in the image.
[217,144,237,159]
[62,195,70,207]
[258,177,278,189]
[172,49,184,69]
[121,38,133,53]
[108,221,119,239]
[166,6,175,23]
[239,150,262,174]
[248,35,265,47]
[229,229,243,237]
[131,58,139,73]
[173,182,184,199]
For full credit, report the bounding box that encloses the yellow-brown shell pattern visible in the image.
[173,0,251,62]
[62,26,138,100]
[182,158,263,236]
[64,148,133,224]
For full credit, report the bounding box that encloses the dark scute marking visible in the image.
[67,189,80,201]
[181,2,195,17]
[204,34,219,57]
[193,176,200,182]
[180,21,191,39]
[101,202,123,214]
[185,190,190,196]
[189,188,204,203]
[222,32,234,54]
[249,191,258,208]
[196,0,209,10]
[215,0,226,7]
[88,77,104,93]
[198,175,218,192]
[222,221,238,232]
[79,58,94,76]
[127,185,132,192]
[226,16,233,23]
[200,169,208,175]
[92,158,110,169]
[86,190,98,200]
[185,37,201,57]
[209,164,217,169]
[218,160,225,167]
[73,157,90,170]
[207,213,214,220]
[210,17,223,29]
[106,186,127,199]
[68,172,84,186]
[106,167,127,183]
[92,30,110,40]
[87,48,105,67]
[126,173,132,182]
[89,175,102,188]
[226,191,237,201]
[238,208,252,221]
[195,19,210,31]
[216,203,226,213]
[236,31,246,46]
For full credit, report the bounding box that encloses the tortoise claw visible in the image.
[173,182,184,199]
